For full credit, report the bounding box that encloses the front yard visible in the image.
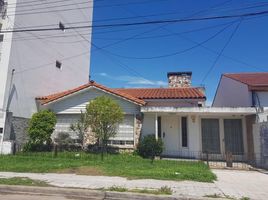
[0,152,216,182]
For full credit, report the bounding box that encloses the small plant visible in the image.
[0,177,50,187]
[137,135,164,163]
[158,186,172,195]
[240,197,250,200]
[107,186,128,192]
[105,185,172,195]
[204,194,223,198]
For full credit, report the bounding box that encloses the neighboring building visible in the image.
[36,72,256,161]
[213,72,268,122]
[0,0,94,153]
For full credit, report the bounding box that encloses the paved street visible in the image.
[0,169,267,199]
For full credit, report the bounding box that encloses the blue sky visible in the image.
[90,0,268,104]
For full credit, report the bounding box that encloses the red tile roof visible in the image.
[224,73,268,87]
[36,81,146,105]
[113,87,205,99]
[36,81,206,105]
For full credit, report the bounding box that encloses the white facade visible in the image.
[0,0,94,151]
[213,75,268,122]
[42,86,141,148]
[141,107,255,159]
[213,76,252,107]
[43,87,140,115]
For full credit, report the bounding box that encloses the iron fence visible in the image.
[161,150,268,170]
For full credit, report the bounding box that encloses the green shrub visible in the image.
[137,135,164,163]
[27,110,57,145]
[23,110,56,152]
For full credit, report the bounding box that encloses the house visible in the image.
[36,72,256,161]
[0,0,94,153]
[213,72,268,122]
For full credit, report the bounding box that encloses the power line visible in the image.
[9,20,235,43]
[98,22,235,59]
[8,0,94,6]
[6,2,268,29]
[7,0,164,16]
[201,20,243,83]
[1,10,268,33]
[98,0,234,59]
[8,0,94,7]
[8,0,90,10]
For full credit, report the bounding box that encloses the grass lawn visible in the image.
[0,177,50,186]
[0,152,216,182]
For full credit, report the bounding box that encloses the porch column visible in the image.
[155,113,158,140]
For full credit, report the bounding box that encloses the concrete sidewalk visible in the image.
[0,169,267,200]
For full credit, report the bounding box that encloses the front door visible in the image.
[161,115,179,155]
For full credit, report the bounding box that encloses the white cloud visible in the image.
[97,73,167,87]
[98,72,108,77]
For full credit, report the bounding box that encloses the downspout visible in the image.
[252,91,261,123]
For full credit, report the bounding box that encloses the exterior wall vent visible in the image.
[56,60,62,69]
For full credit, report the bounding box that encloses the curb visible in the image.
[0,185,208,200]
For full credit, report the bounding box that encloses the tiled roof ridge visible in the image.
[36,80,146,105]
[224,72,268,87]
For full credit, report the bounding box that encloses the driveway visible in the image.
[0,169,267,199]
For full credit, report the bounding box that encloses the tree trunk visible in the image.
[101,140,104,161]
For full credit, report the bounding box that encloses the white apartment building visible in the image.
[0,0,94,153]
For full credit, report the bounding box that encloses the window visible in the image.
[181,117,188,147]
[116,115,134,141]
[0,127,3,133]
[108,140,134,146]
[56,60,62,69]
[224,119,244,155]
[201,119,221,154]
[157,116,161,138]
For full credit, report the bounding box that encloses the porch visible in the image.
[141,106,257,162]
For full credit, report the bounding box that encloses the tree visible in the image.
[137,135,164,163]
[86,96,124,160]
[70,111,89,147]
[27,110,57,145]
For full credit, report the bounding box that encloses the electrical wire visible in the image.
[97,22,235,59]
[201,20,243,83]
[1,10,268,33]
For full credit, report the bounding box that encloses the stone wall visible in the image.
[134,114,143,148]
[168,74,192,88]
[11,116,29,150]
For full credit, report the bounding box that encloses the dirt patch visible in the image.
[55,167,104,176]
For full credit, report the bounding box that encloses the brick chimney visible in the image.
[167,72,192,88]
